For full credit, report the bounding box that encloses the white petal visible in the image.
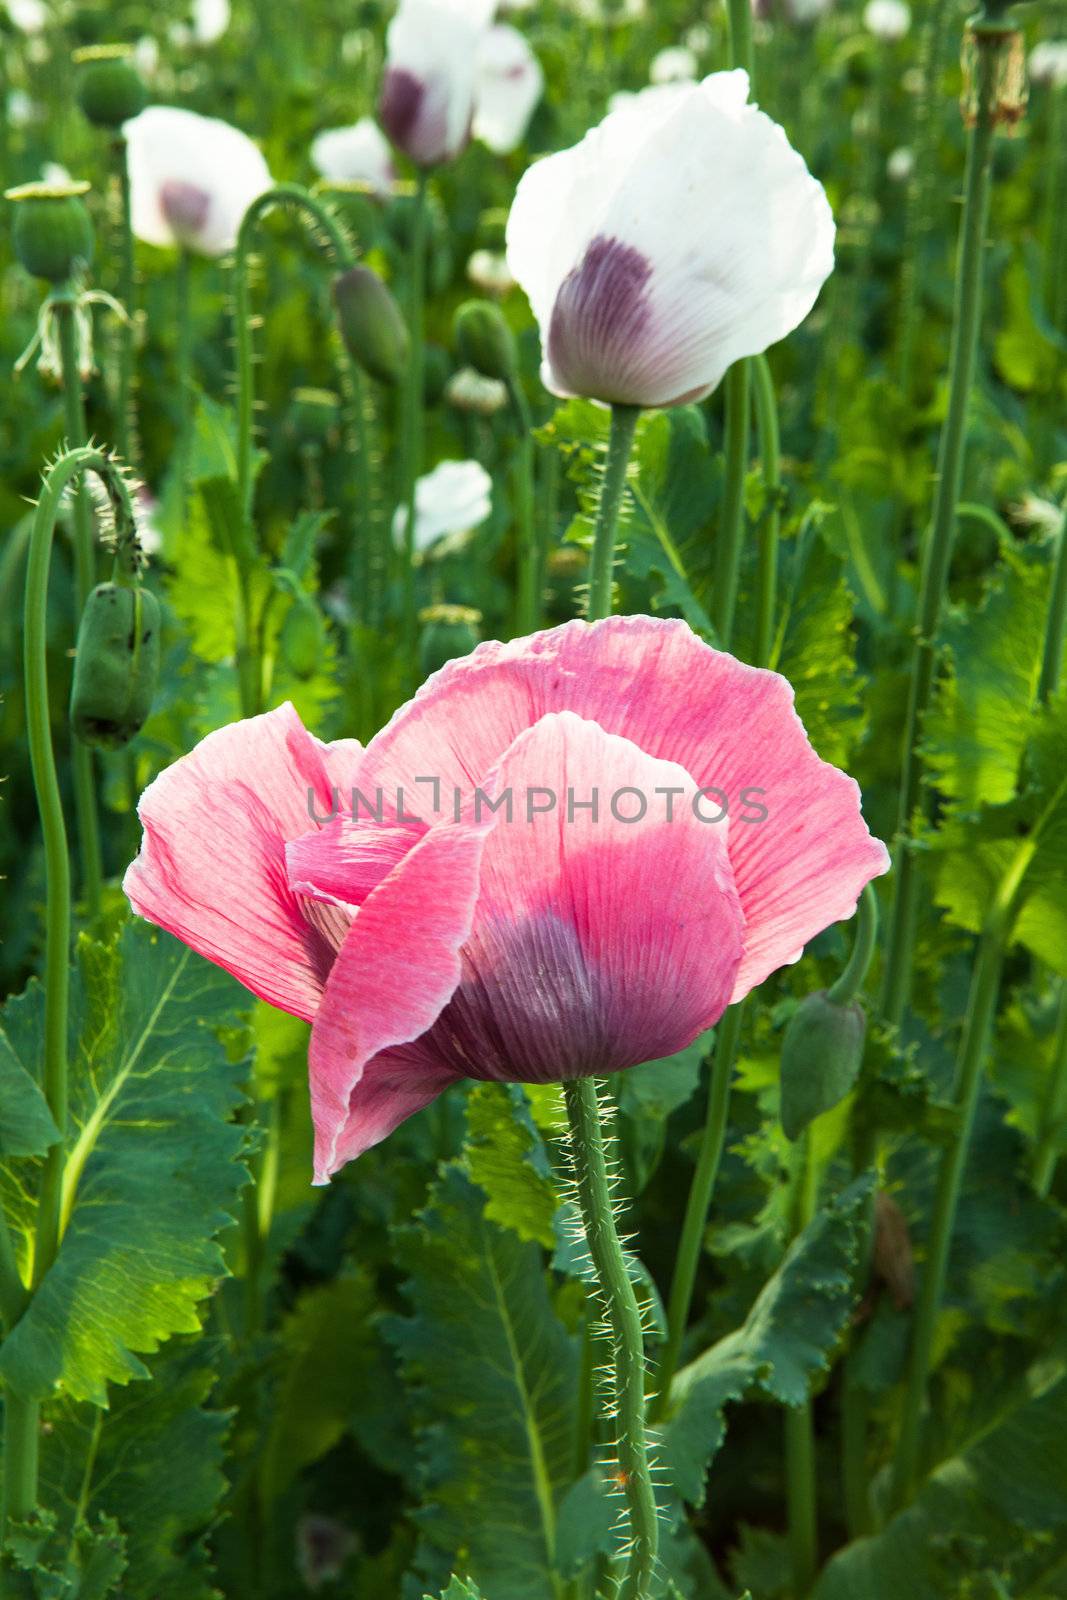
[123,106,272,256]
[380,0,496,167]
[473,24,543,154]
[193,0,231,42]
[311,118,397,192]
[393,459,493,551]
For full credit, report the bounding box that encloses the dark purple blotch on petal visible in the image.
[159,178,211,241]
[379,67,425,152]
[547,233,654,404]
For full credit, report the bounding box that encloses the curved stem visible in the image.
[563,1079,658,1600]
[588,404,640,621]
[752,353,781,669]
[54,296,102,920]
[399,173,429,658]
[652,1002,743,1418]
[880,29,1001,1029]
[828,885,879,1006]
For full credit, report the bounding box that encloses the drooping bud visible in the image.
[6,181,94,283]
[74,44,147,129]
[418,604,481,678]
[779,989,867,1141]
[332,265,409,386]
[70,582,161,748]
[279,594,326,680]
[454,297,517,382]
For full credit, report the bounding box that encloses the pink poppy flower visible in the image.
[124,617,888,1182]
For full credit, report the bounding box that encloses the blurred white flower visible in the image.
[193,0,231,43]
[393,458,493,554]
[685,24,711,53]
[8,89,36,127]
[467,248,515,294]
[566,0,644,21]
[863,0,909,40]
[41,160,72,185]
[762,0,833,23]
[506,69,834,408]
[886,146,914,183]
[473,23,543,153]
[133,36,161,79]
[124,106,272,256]
[445,365,510,414]
[650,46,698,85]
[1030,41,1067,89]
[5,0,47,32]
[311,118,397,193]
[378,0,496,168]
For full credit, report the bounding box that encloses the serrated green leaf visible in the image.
[424,1580,486,1600]
[463,1083,559,1249]
[0,922,249,1403]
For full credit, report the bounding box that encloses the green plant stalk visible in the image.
[54,296,103,920]
[175,247,193,507]
[588,404,640,620]
[752,353,781,669]
[712,350,751,651]
[1038,505,1067,708]
[509,377,539,634]
[785,1128,819,1595]
[880,32,1001,1029]
[889,837,1033,1507]
[1041,84,1067,329]
[400,172,429,655]
[896,0,953,399]
[652,1002,744,1418]
[829,884,879,1006]
[563,1078,658,1600]
[113,135,135,462]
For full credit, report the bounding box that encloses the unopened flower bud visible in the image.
[74,44,147,129]
[6,180,94,283]
[454,297,517,382]
[779,989,867,1141]
[279,594,325,679]
[418,604,481,677]
[332,265,409,386]
[444,365,509,416]
[71,582,161,749]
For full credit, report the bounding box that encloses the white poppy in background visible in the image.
[473,24,543,154]
[863,0,909,40]
[8,90,36,127]
[311,118,397,194]
[124,106,272,256]
[378,0,496,169]
[5,0,47,32]
[467,247,515,294]
[887,146,914,183]
[1030,42,1067,88]
[505,69,834,409]
[133,36,161,79]
[393,458,493,554]
[193,0,231,44]
[650,46,698,85]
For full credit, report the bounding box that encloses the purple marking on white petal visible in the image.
[159,178,211,243]
[546,233,654,405]
[379,66,425,153]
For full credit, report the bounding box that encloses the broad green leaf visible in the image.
[0,923,249,1403]
[0,1029,59,1157]
[662,1177,872,1505]
[813,1365,1067,1600]
[463,1082,559,1249]
[387,1164,580,1600]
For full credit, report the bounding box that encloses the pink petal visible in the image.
[359,617,889,1000]
[286,818,427,911]
[123,703,362,1020]
[308,815,496,1181]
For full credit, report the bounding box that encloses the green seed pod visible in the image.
[71,582,161,749]
[418,604,481,679]
[6,181,94,284]
[75,46,148,130]
[454,298,517,383]
[779,989,867,1142]
[280,595,325,679]
[287,386,341,445]
[332,265,410,387]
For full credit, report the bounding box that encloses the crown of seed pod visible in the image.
[74,44,147,129]
[71,581,161,749]
[418,603,482,677]
[6,180,94,283]
[287,386,342,445]
[454,297,517,382]
[332,264,410,386]
[779,988,867,1141]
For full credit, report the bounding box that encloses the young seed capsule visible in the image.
[74,45,148,129]
[332,265,410,386]
[779,988,867,1141]
[418,604,481,678]
[70,582,161,749]
[6,181,94,284]
[280,594,326,679]
[453,297,517,382]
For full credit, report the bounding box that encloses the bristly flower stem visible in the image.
[588,404,640,621]
[399,171,429,663]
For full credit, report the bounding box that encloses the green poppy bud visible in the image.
[418,604,481,678]
[280,595,325,679]
[779,989,867,1141]
[454,298,517,382]
[71,582,161,749]
[75,46,148,130]
[332,265,409,386]
[6,181,94,284]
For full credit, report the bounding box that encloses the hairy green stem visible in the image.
[785,1130,818,1595]
[752,353,781,668]
[712,355,750,650]
[563,1079,658,1600]
[113,136,135,462]
[509,377,539,634]
[896,0,953,398]
[399,173,429,656]
[829,885,880,1006]
[880,29,1001,1029]
[588,404,640,620]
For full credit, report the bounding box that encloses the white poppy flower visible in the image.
[193,0,231,43]
[863,0,909,39]
[311,118,397,194]
[123,106,272,256]
[133,36,160,79]
[467,247,515,294]
[650,46,698,85]
[8,90,36,127]
[378,0,497,169]
[505,69,834,409]
[5,0,47,33]
[887,146,914,183]
[473,24,543,154]
[1030,42,1067,89]
[393,458,493,554]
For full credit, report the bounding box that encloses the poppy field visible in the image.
[1,0,1066,1595]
